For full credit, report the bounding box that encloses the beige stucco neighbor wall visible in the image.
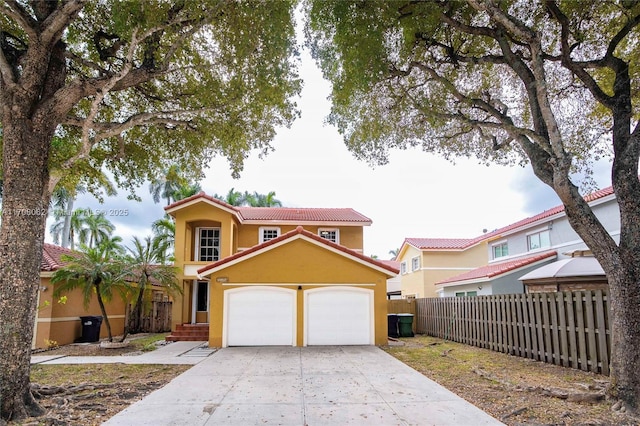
[398,243,489,298]
[34,276,127,349]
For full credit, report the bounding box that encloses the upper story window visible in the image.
[196,227,220,262]
[400,261,407,275]
[318,228,339,244]
[492,241,509,259]
[259,227,281,244]
[527,229,550,251]
[411,256,420,272]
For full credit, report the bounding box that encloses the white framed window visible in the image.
[527,229,550,251]
[400,261,407,275]
[196,227,220,262]
[259,227,280,244]
[411,256,420,272]
[492,241,509,259]
[318,228,340,244]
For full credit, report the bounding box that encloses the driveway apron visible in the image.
[103,346,503,425]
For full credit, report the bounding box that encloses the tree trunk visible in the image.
[94,284,113,342]
[131,286,146,333]
[0,116,53,420]
[556,175,640,413]
[62,197,75,249]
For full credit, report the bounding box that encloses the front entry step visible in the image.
[166,323,209,342]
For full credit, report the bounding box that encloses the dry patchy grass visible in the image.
[384,335,637,425]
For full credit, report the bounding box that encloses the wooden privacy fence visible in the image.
[136,301,172,333]
[415,291,611,375]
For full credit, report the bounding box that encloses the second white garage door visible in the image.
[224,287,296,347]
[305,287,374,345]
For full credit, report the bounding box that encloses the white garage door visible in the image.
[224,287,296,347]
[305,287,374,345]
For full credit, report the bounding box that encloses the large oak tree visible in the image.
[306,0,640,414]
[0,0,300,420]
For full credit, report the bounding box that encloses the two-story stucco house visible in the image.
[397,186,618,298]
[164,192,397,347]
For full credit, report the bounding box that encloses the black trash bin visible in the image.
[79,316,103,342]
[387,314,399,338]
[397,313,414,337]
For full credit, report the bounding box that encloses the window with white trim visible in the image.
[400,261,407,275]
[492,241,509,259]
[259,227,280,243]
[318,228,339,244]
[411,256,420,272]
[196,227,220,261]
[527,229,550,251]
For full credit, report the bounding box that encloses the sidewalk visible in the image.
[31,341,213,365]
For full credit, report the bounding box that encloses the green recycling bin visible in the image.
[397,313,414,337]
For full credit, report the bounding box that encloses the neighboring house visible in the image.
[395,238,489,298]
[434,186,618,297]
[35,243,127,349]
[164,193,398,347]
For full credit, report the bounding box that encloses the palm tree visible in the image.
[79,212,115,248]
[171,182,202,202]
[50,185,86,248]
[214,187,245,206]
[51,242,130,342]
[254,191,282,207]
[152,215,176,260]
[149,165,186,206]
[50,207,92,250]
[388,248,400,260]
[124,236,182,334]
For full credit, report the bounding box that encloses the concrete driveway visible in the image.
[104,346,502,425]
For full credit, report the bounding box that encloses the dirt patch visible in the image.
[384,335,638,425]
[7,334,189,425]
[22,364,190,426]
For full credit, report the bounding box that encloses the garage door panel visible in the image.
[306,288,373,346]
[225,287,295,347]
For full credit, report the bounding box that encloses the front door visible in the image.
[192,280,209,323]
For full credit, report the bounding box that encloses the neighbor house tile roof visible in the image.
[404,238,477,250]
[405,185,616,251]
[165,192,371,224]
[198,226,398,276]
[436,251,557,286]
[41,243,72,271]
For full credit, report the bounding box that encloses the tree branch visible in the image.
[1,1,38,39]
[545,0,615,109]
[39,0,85,47]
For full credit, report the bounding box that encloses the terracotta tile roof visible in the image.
[165,192,371,224]
[436,251,557,286]
[198,226,398,276]
[41,243,72,271]
[378,259,401,269]
[404,238,477,250]
[165,191,238,212]
[236,207,371,223]
[406,185,616,251]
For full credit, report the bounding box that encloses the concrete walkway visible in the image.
[103,346,503,425]
[31,341,212,365]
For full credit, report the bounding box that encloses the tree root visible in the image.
[472,368,605,404]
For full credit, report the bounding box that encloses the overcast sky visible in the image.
[48,24,612,260]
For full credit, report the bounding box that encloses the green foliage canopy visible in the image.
[1,0,302,197]
[304,0,640,181]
